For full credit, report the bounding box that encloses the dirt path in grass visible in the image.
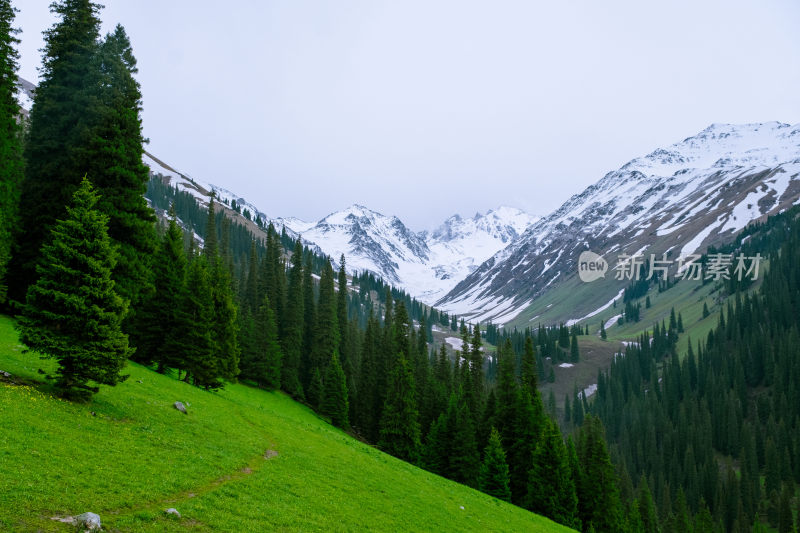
[61,404,281,530]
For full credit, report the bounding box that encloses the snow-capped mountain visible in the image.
[437,122,800,323]
[143,146,538,304]
[279,205,538,303]
[440,122,800,325]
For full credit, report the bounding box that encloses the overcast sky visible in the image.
[15,1,800,229]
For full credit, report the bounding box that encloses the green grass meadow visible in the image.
[0,315,571,532]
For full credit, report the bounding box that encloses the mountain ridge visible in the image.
[438,121,800,325]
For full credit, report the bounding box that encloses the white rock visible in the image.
[173,401,187,414]
[75,512,101,531]
[165,508,181,518]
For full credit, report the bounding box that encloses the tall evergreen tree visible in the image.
[510,387,541,504]
[637,475,659,533]
[311,260,339,376]
[241,293,281,389]
[132,210,186,371]
[83,24,156,306]
[321,351,349,429]
[576,416,622,532]
[281,240,304,396]
[355,312,380,439]
[180,254,219,390]
[208,251,239,381]
[336,255,349,370]
[307,366,323,410]
[244,240,259,312]
[447,390,480,487]
[204,197,219,260]
[570,331,579,363]
[0,0,23,305]
[379,354,421,463]
[8,0,103,303]
[526,417,580,529]
[17,178,131,399]
[479,427,512,502]
[301,251,316,388]
[521,336,538,398]
[469,322,484,420]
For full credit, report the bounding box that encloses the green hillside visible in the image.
[0,316,570,532]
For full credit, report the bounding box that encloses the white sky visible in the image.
[15,0,800,229]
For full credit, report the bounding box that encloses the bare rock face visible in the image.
[173,401,187,414]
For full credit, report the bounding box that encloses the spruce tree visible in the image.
[447,390,479,487]
[570,331,579,363]
[336,255,349,372]
[84,24,156,306]
[379,354,421,463]
[521,335,538,398]
[468,322,484,421]
[180,254,220,390]
[0,0,23,305]
[282,240,304,396]
[576,416,622,532]
[355,312,379,439]
[244,240,259,312]
[301,251,316,388]
[204,197,218,260]
[311,260,339,376]
[132,210,186,370]
[526,417,580,529]
[510,387,541,504]
[208,256,239,381]
[479,427,512,502]
[321,351,349,429]
[17,178,131,399]
[8,0,102,302]
[637,475,659,533]
[421,412,448,475]
[307,366,323,410]
[244,294,281,389]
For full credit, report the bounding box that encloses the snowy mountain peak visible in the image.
[267,204,539,303]
[320,204,383,225]
[621,121,800,177]
[439,121,800,326]
[431,206,538,244]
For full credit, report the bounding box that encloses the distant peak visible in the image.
[701,121,789,133]
[319,204,390,226]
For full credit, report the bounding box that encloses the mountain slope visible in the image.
[0,316,569,532]
[439,122,800,325]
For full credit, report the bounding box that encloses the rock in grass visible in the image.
[173,401,187,414]
[165,508,181,518]
[75,512,101,530]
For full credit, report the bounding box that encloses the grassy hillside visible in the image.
[0,316,570,532]
[538,276,751,418]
